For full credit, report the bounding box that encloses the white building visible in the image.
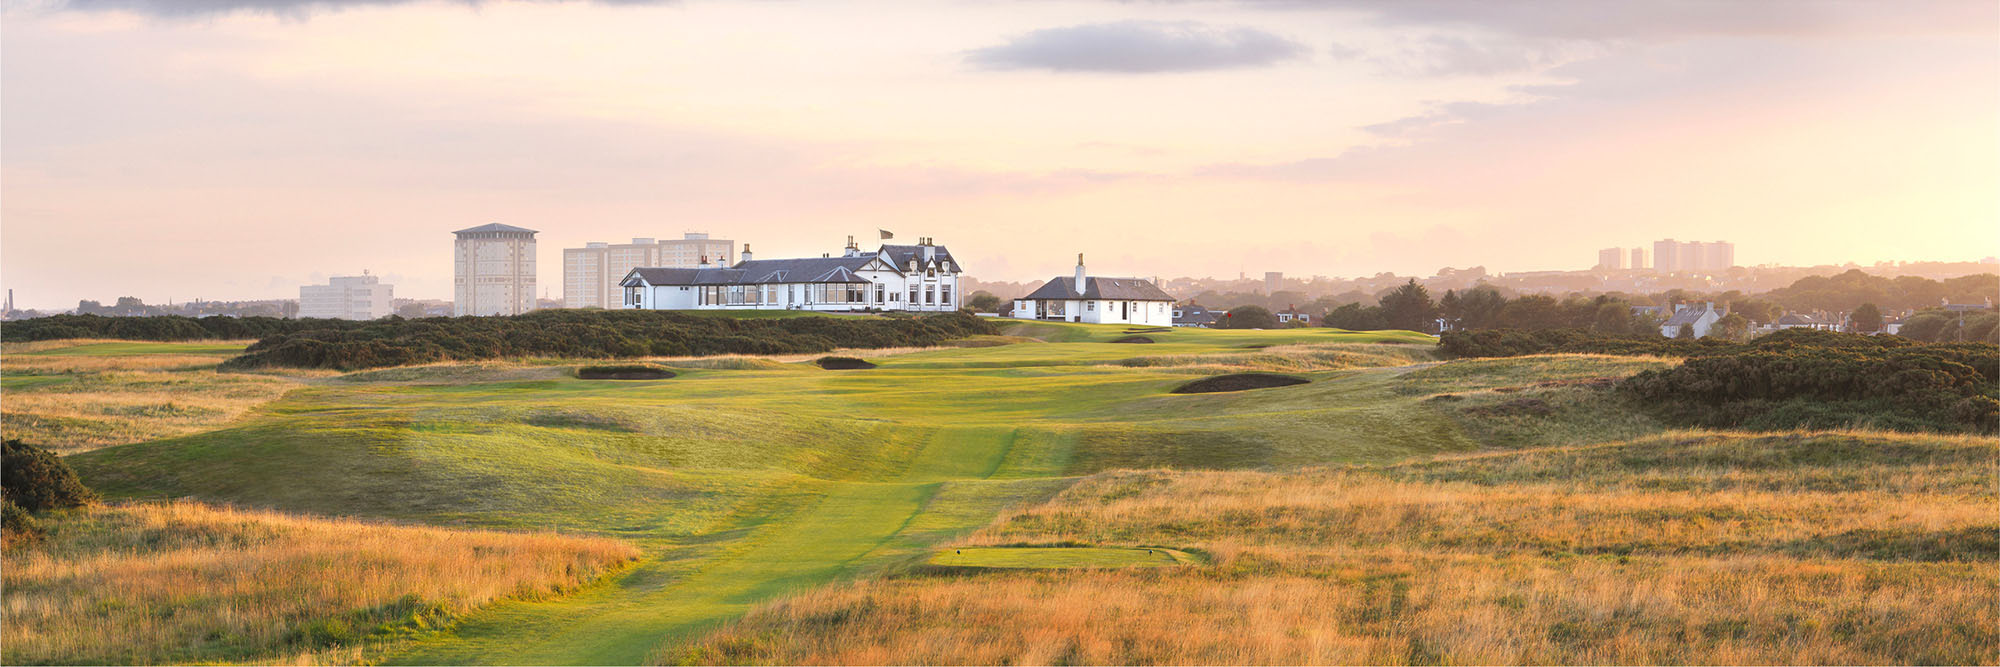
[564,233,734,309]
[619,237,962,312]
[453,223,537,316]
[1173,303,1220,328]
[1012,255,1174,326]
[298,273,393,320]
[1661,301,1724,338]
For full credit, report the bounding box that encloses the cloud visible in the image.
[1366,35,1586,77]
[965,20,1307,73]
[1254,0,1995,40]
[41,0,672,19]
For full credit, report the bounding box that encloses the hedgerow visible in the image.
[216,310,995,371]
[1,313,362,342]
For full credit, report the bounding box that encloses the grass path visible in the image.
[384,426,1048,665]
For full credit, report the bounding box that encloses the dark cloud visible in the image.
[47,0,670,19]
[966,20,1307,73]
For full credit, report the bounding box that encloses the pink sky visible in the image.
[2,0,1995,308]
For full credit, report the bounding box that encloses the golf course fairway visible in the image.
[52,320,1466,664]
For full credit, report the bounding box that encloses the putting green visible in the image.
[929,546,1193,569]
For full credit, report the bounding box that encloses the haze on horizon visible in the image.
[1,0,1995,309]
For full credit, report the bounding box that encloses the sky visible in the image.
[2,0,1996,308]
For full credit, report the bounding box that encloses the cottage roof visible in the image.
[1175,304,1219,325]
[1663,303,1718,327]
[623,256,889,287]
[1776,313,1821,325]
[1023,276,1175,302]
[878,244,962,273]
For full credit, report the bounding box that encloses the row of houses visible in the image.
[1644,298,1995,338]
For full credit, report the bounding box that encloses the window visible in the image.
[941,289,951,305]
[874,284,885,303]
[908,287,919,304]
[1087,301,1095,311]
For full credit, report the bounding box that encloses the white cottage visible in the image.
[1661,301,1724,338]
[619,237,962,312]
[1013,255,1175,326]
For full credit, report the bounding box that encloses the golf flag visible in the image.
[879,229,894,240]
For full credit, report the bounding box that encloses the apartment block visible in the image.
[299,273,393,320]
[564,233,735,308]
[454,223,537,316]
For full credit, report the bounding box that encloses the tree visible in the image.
[1677,323,1696,339]
[1964,312,2000,343]
[1220,305,1277,329]
[1850,303,1883,333]
[965,291,1003,313]
[1898,312,1950,342]
[1456,286,1507,329]
[1323,303,1386,330]
[1497,295,1564,330]
[1436,290,1463,330]
[1378,279,1437,333]
[1712,313,1751,342]
[1630,310,1666,337]
[1729,298,1781,325]
[1591,302,1631,334]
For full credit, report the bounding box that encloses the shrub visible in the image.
[2,498,40,540]
[2,439,97,511]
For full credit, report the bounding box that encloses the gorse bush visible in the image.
[1623,343,1998,434]
[2,440,97,512]
[217,310,996,371]
[0,313,360,342]
[1439,329,1998,434]
[1438,328,1735,358]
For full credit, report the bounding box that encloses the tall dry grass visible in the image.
[1,370,299,453]
[1,502,638,665]
[1109,342,1438,372]
[670,430,2000,665]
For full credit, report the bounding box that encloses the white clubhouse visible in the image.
[619,236,962,312]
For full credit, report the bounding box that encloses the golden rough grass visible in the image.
[1,370,299,453]
[673,431,2000,665]
[1,502,638,665]
[0,338,134,355]
[1109,342,1438,372]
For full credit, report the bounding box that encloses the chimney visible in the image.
[699,254,711,267]
[740,244,753,264]
[923,237,936,262]
[1074,253,1087,295]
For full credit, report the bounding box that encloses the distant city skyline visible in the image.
[2,0,1995,309]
